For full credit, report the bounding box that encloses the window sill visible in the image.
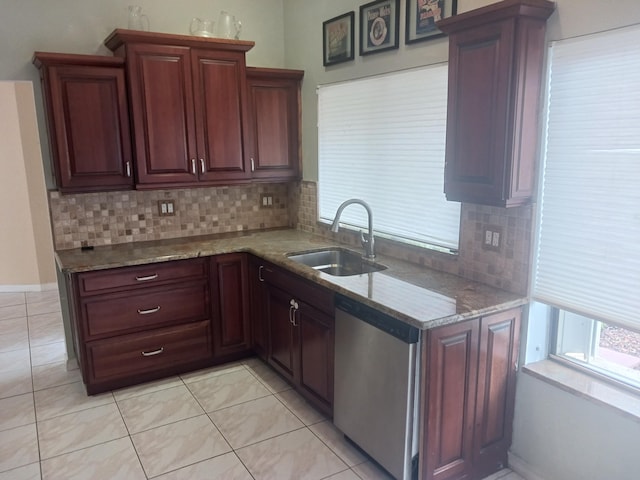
[523,359,640,423]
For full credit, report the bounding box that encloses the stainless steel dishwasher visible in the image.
[333,294,420,480]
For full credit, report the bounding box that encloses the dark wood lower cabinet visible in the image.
[254,258,335,416]
[420,308,521,480]
[210,254,252,360]
[248,257,268,360]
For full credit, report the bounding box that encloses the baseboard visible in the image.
[508,451,548,480]
[0,282,58,293]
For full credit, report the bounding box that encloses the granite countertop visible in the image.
[55,228,527,330]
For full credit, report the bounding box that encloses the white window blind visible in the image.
[317,64,460,251]
[534,25,640,331]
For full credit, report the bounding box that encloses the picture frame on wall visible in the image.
[359,0,400,56]
[323,12,355,66]
[405,0,457,44]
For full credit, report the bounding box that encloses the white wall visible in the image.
[281,1,640,479]
[0,82,56,290]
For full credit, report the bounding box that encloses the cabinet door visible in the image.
[247,69,302,181]
[126,43,198,186]
[443,19,515,206]
[266,284,295,381]
[41,62,133,192]
[296,300,334,415]
[191,49,251,183]
[472,308,521,479]
[421,320,479,480]
[210,254,251,359]
[248,257,268,360]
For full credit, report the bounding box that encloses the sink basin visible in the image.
[287,248,386,276]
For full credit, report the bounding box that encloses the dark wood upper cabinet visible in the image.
[438,0,555,207]
[246,67,304,181]
[33,52,134,193]
[105,29,254,189]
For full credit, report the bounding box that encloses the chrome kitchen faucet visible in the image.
[330,199,376,260]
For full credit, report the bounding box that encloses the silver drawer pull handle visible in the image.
[137,306,161,315]
[135,274,158,282]
[141,347,164,357]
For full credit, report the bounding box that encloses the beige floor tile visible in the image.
[131,414,231,478]
[0,393,35,432]
[0,349,30,375]
[113,375,184,402]
[0,293,25,309]
[0,364,33,399]
[27,313,64,347]
[210,395,304,449]
[25,291,59,306]
[324,470,361,480]
[30,341,66,367]
[0,423,39,473]
[117,385,203,434]
[31,362,82,392]
[25,299,60,318]
[40,437,146,480]
[482,469,514,480]
[0,318,29,353]
[245,360,293,393]
[501,473,526,480]
[187,369,271,412]
[153,453,252,480]
[180,362,246,384]
[37,403,128,459]
[34,381,113,421]
[237,427,347,480]
[275,389,327,426]
[0,304,27,322]
[309,420,368,467]
[351,461,394,480]
[0,462,40,479]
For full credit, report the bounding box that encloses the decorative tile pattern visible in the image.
[49,183,292,250]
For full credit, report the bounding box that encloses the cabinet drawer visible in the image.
[81,281,208,339]
[86,320,212,383]
[77,258,207,296]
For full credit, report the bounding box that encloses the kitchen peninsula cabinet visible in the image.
[438,0,555,207]
[70,258,213,394]
[104,30,254,189]
[420,308,521,480]
[253,259,335,416]
[33,52,134,193]
[210,253,252,360]
[246,67,304,181]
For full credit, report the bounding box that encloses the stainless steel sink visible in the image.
[287,248,386,276]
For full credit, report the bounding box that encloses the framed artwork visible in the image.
[323,12,355,66]
[359,0,400,56]
[405,0,457,44]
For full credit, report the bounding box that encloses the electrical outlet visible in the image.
[482,225,502,251]
[260,194,274,208]
[158,200,176,216]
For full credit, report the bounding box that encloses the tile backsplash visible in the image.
[49,183,291,250]
[49,180,534,295]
